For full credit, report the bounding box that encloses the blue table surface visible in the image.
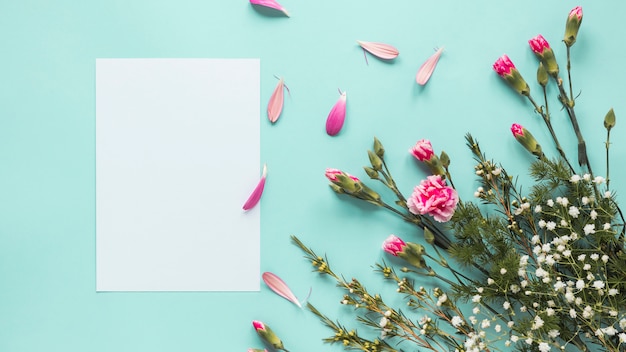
[1,1,625,351]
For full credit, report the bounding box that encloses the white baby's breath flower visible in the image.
[546,221,556,231]
[583,263,591,271]
[590,210,598,220]
[379,317,388,327]
[620,319,626,330]
[500,268,507,275]
[620,333,626,344]
[519,305,527,312]
[554,281,566,292]
[560,219,568,227]
[492,168,502,176]
[605,191,612,199]
[576,280,585,290]
[570,174,581,183]
[437,293,448,306]
[603,223,612,230]
[568,206,580,218]
[609,288,619,296]
[487,278,495,285]
[525,337,533,345]
[510,335,519,343]
[594,176,606,184]
[581,196,589,205]
[538,220,547,228]
[546,199,554,207]
[562,249,571,257]
[531,235,541,244]
[548,329,560,338]
[503,301,511,310]
[570,308,577,318]
[510,285,520,293]
[583,173,591,181]
[473,307,480,314]
[578,254,586,261]
[584,224,596,235]
[451,315,464,328]
[602,326,617,336]
[538,342,550,352]
[481,319,490,329]
[583,306,594,319]
[534,205,542,213]
[590,253,599,261]
[593,280,605,290]
[494,324,501,333]
[575,297,583,305]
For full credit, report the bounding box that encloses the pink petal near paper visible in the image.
[416,47,444,86]
[325,90,347,136]
[357,41,399,62]
[242,164,267,211]
[249,0,289,17]
[262,272,304,307]
[267,77,285,123]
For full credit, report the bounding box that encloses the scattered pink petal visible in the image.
[325,90,347,136]
[357,41,399,61]
[262,272,302,308]
[249,0,289,16]
[267,77,285,123]
[416,47,444,86]
[242,164,267,211]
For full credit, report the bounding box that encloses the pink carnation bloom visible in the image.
[382,235,407,256]
[407,175,459,222]
[511,123,524,137]
[529,34,551,54]
[325,168,359,182]
[410,139,435,161]
[493,55,516,77]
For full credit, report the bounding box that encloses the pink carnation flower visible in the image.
[407,175,459,222]
[382,235,407,256]
[409,139,435,161]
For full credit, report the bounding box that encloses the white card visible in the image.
[96,59,260,291]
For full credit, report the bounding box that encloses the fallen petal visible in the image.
[243,164,267,211]
[325,91,347,136]
[262,272,301,308]
[357,40,399,60]
[249,0,289,16]
[267,78,285,123]
[416,47,444,86]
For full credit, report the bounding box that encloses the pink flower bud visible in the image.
[382,235,407,256]
[493,55,530,96]
[252,320,266,332]
[528,35,559,77]
[511,123,544,158]
[493,55,516,77]
[528,34,550,55]
[409,139,435,162]
[564,6,583,47]
[511,123,524,137]
[325,168,359,182]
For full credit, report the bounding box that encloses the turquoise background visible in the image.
[1,0,625,351]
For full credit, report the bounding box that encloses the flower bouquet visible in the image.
[290,6,626,352]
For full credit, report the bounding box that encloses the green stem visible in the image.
[606,129,611,189]
[567,45,574,102]
[526,94,575,173]
[555,78,593,174]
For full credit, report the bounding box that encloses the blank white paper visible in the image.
[96,58,260,291]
